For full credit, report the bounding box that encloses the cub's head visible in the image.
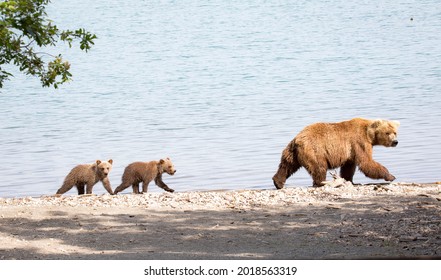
[367,120,400,147]
[159,157,176,175]
[96,159,113,177]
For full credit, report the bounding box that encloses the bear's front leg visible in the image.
[142,181,150,193]
[154,177,174,193]
[355,145,396,182]
[358,160,395,182]
[385,173,396,181]
[340,161,356,182]
[101,177,114,195]
[86,182,94,194]
[305,165,327,187]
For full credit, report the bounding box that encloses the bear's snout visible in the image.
[391,140,398,147]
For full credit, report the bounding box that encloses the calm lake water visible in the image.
[1,0,440,197]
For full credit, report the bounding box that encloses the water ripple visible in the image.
[0,0,440,197]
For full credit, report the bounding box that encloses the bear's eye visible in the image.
[168,166,172,169]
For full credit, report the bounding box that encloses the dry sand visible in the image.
[0,182,440,259]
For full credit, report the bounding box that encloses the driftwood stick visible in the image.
[321,171,353,188]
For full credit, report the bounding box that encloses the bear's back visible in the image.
[69,163,96,182]
[124,161,157,180]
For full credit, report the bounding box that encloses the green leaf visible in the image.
[0,0,97,89]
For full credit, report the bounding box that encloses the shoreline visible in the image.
[1,182,440,259]
[1,182,440,209]
[1,181,440,204]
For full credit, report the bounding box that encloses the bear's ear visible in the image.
[367,120,383,142]
[96,160,102,165]
[159,159,165,164]
[108,159,113,165]
[370,119,384,129]
[390,120,400,128]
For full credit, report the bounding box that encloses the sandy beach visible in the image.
[1,182,440,260]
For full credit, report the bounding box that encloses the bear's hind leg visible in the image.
[132,183,140,194]
[114,182,130,195]
[56,181,75,195]
[340,161,356,182]
[77,183,85,195]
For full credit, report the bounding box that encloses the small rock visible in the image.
[399,236,417,242]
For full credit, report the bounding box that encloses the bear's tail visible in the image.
[272,140,301,189]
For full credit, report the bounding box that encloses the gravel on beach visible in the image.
[1,182,440,260]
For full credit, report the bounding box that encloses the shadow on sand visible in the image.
[0,193,440,259]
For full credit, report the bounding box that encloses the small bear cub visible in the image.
[113,158,176,194]
[56,159,114,195]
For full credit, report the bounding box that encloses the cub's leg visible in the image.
[114,182,131,194]
[77,183,85,195]
[56,181,75,195]
[101,177,114,195]
[132,183,140,194]
[154,176,174,193]
[142,180,151,193]
[86,179,97,194]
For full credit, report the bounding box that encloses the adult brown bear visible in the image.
[272,118,400,188]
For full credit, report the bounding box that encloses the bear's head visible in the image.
[159,157,176,175]
[96,159,113,177]
[367,120,400,147]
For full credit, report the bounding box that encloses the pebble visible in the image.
[0,182,440,210]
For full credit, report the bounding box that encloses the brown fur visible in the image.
[273,118,400,188]
[56,159,114,195]
[113,158,176,194]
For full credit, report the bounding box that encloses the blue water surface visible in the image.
[1,0,440,197]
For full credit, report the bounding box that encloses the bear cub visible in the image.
[273,118,400,188]
[56,159,114,195]
[113,158,176,194]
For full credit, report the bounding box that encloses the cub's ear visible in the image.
[108,159,113,165]
[159,159,165,164]
[391,120,400,128]
[96,160,102,165]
